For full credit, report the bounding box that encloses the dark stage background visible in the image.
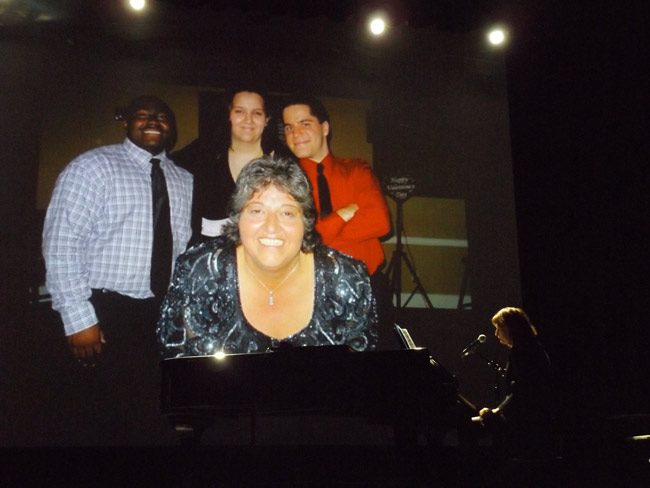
[0,0,647,484]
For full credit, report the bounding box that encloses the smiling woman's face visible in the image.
[229,91,267,145]
[238,184,305,273]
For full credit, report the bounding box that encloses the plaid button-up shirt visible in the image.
[43,138,193,335]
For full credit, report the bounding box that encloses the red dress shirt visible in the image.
[299,153,391,275]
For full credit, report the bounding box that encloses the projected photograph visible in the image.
[4,2,521,450]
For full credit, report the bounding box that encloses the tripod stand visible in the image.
[385,196,435,313]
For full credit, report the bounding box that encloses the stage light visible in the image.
[369,16,387,36]
[487,28,507,46]
[129,0,146,11]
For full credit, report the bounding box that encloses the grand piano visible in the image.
[160,345,474,444]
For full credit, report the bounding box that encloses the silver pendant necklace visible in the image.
[244,258,300,306]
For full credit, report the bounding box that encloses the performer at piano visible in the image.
[477,307,556,461]
[158,155,378,356]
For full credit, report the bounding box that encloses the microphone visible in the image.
[460,334,487,358]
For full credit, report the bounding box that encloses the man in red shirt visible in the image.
[282,96,394,341]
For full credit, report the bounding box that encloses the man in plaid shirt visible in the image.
[42,95,192,444]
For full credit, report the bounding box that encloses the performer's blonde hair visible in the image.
[492,307,538,341]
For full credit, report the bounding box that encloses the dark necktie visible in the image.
[316,163,332,218]
[150,158,173,299]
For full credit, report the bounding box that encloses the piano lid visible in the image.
[160,346,457,422]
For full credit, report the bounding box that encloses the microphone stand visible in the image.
[473,350,505,402]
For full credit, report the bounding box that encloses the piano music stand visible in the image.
[394,324,417,350]
[394,324,479,415]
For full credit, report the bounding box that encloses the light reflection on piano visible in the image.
[160,346,474,445]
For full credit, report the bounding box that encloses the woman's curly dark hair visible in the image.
[222,155,319,252]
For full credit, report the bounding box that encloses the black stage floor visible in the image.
[1,444,647,487]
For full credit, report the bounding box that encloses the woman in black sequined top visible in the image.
[157,155,378,356]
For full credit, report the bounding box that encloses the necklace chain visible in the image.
[244,258,300,306]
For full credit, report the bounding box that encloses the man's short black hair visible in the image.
[122,95,174,121]
[281,95,332,144]
[119,95,177,151]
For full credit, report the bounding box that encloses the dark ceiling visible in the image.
[0,0,509,33]
[1,0,520,102]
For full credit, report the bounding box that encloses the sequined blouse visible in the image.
[157,237,378,357]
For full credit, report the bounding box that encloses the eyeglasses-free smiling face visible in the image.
[229,91,268,144]
[282,104,330,162]
[238,184,305,273]
[125,101,173,155]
